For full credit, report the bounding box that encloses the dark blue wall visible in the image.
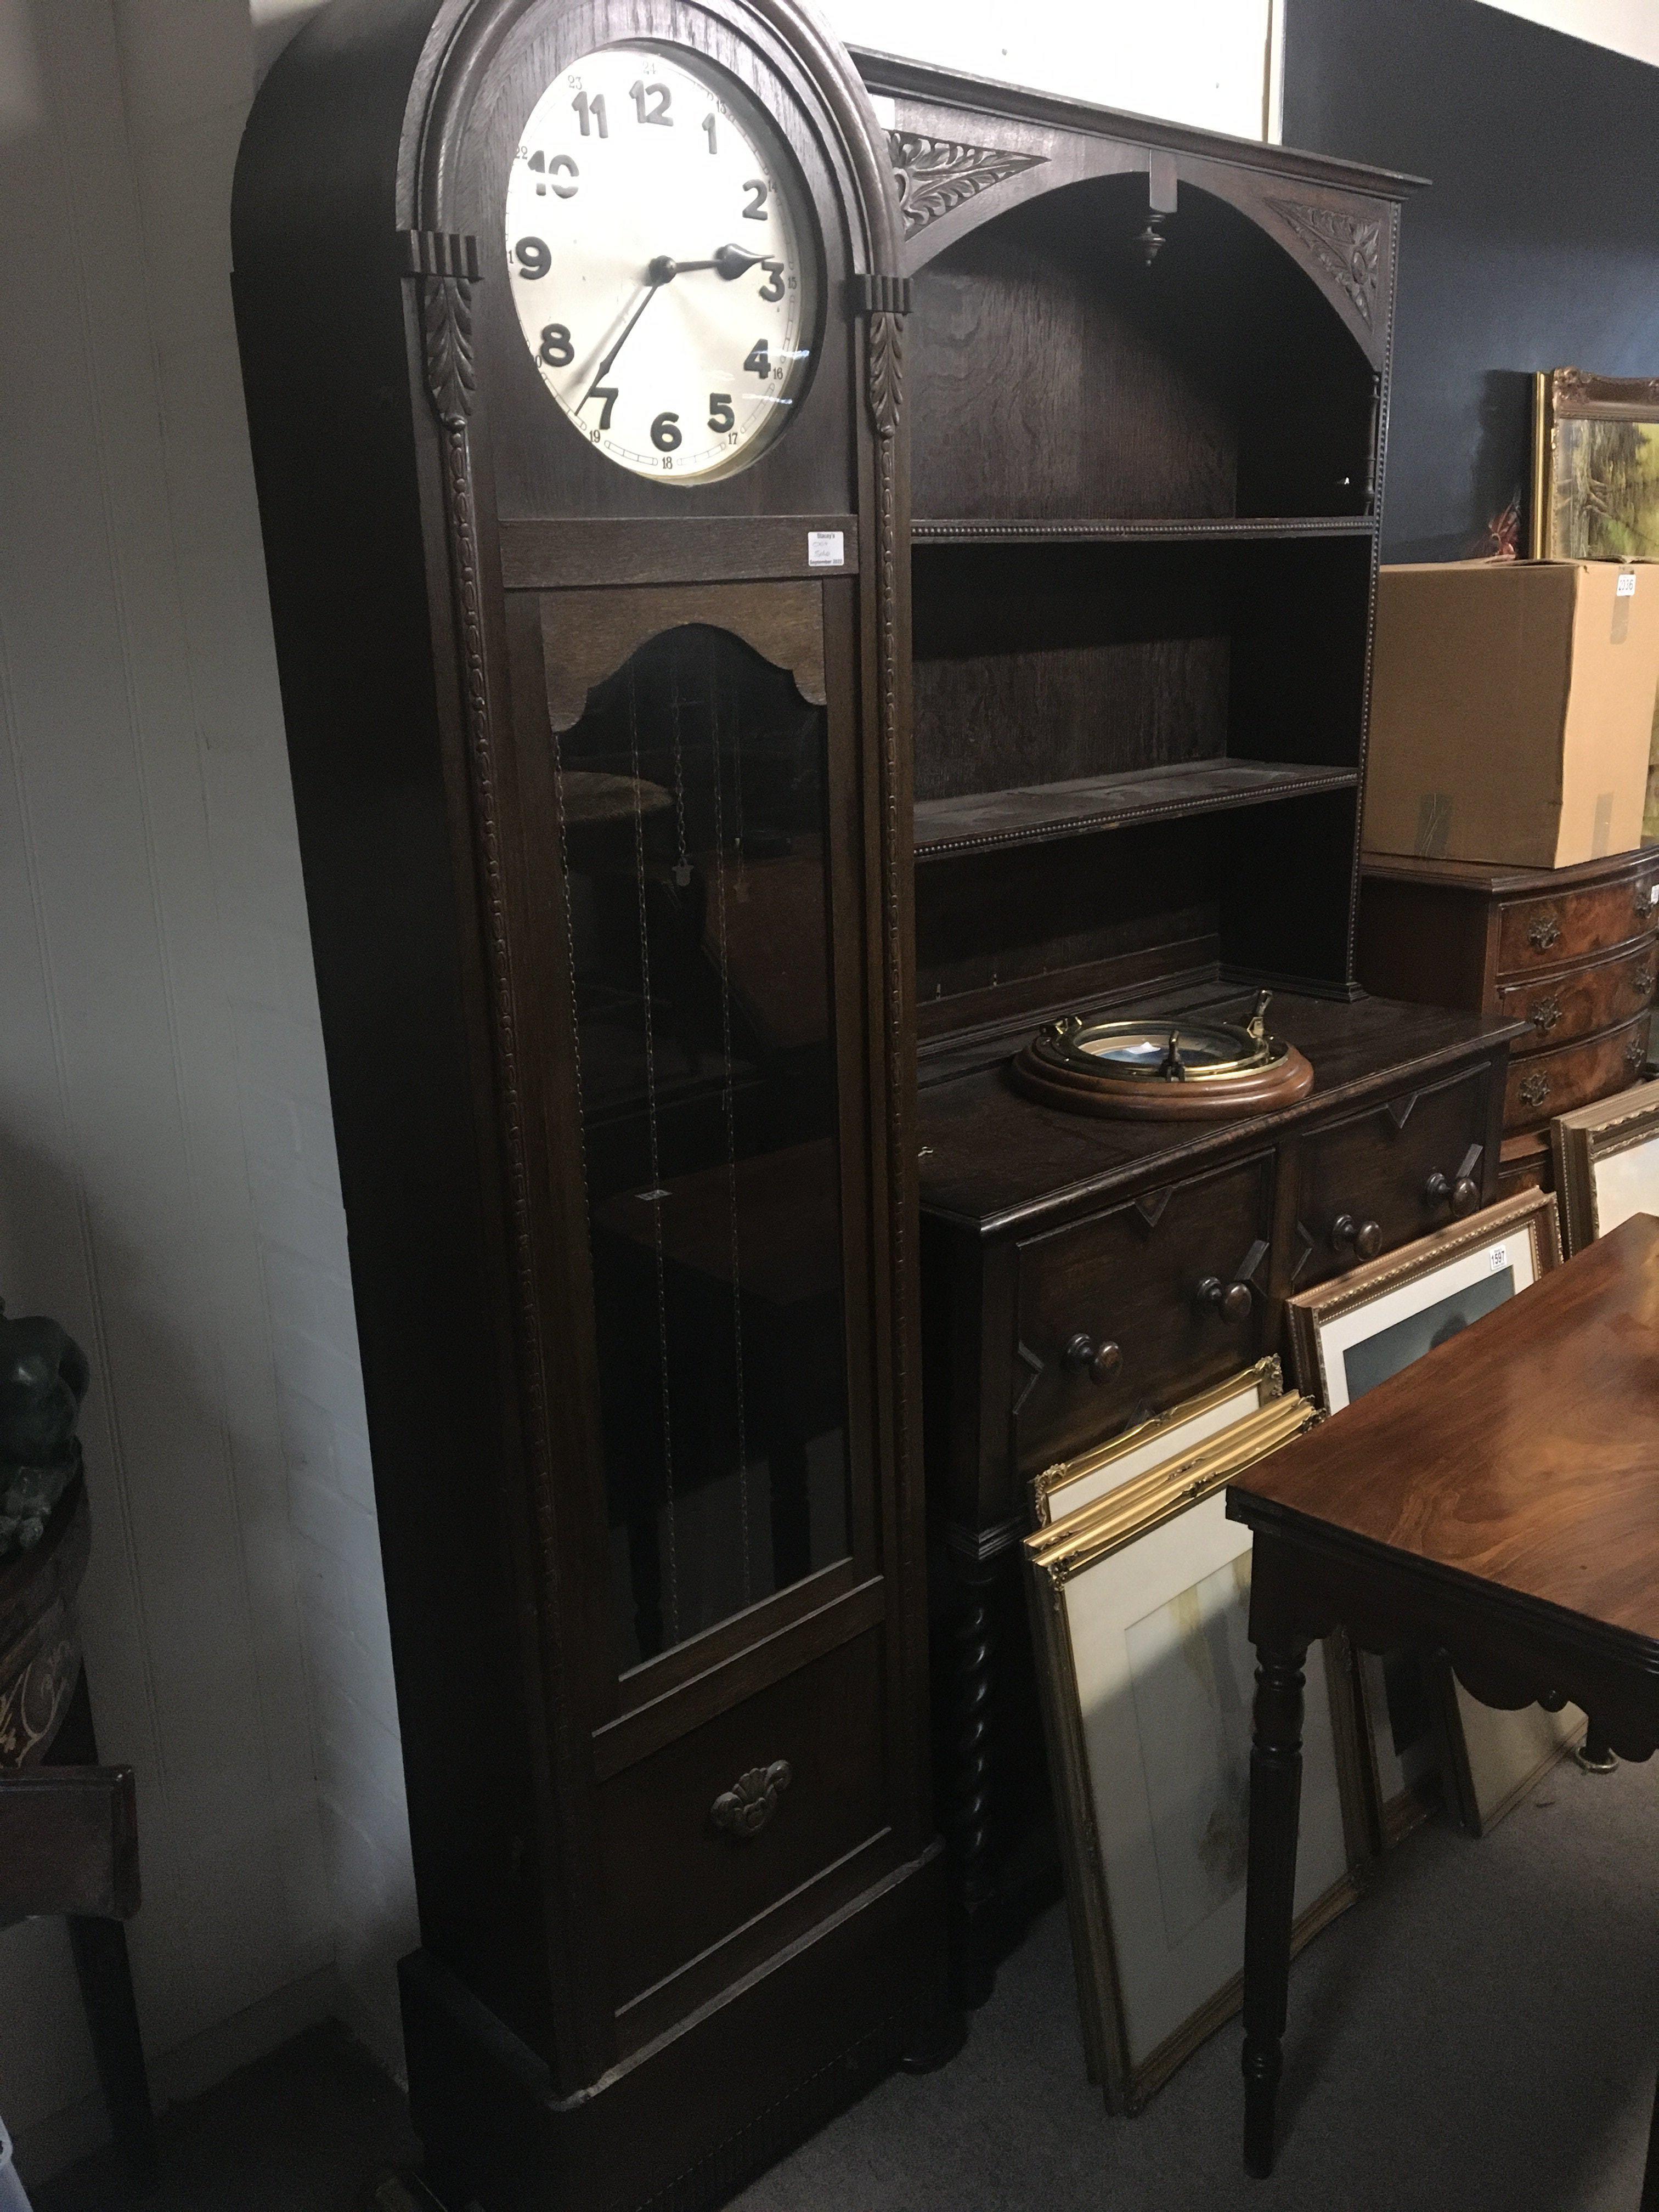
[1284,0,1659,561]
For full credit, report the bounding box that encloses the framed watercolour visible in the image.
[1286,1190,1582,1841]
[1551,1077,1659,1255]
[1531,369,1659,563]
[1030,1357,1285,1528]
[1024,1390,1365,2112]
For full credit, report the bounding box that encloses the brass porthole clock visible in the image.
[234,4,934,2212]
[504,43,823,479]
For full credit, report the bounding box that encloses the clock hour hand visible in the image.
[650,245,766,281]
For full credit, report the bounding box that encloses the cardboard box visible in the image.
[1362,560,1659,868]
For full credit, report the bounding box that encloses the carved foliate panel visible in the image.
[886,129,1046,238]
[1266,196,1383,331]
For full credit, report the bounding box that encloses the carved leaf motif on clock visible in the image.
[886,129,1047,236]
[422,276,477,424]
[1265,196,1382,329]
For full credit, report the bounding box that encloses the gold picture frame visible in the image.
[1551,1076,1659,1255]
[1530,368,1659,562]
[1286,1189,1580,1842]
[1030,1356,1285,1528]
[1024,1387,1366,2113]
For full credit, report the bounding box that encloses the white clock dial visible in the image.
[505,43,822,483]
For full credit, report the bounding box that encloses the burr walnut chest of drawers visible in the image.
[1357,847,1659,1197]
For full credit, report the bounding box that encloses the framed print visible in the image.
[1350,1645,1440,1851]
[1024,1391,1365,2113]
[1286,1189,1581,1842]
[1551,1077,1659,1255]
[1285,1188,1560,1414]
[1531,370,1659,838]
[1531,370,1659,565]
[1030,1357,1284,1528]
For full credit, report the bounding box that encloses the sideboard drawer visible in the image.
[596,1629,886,2008]
[1504,1013,1651,1132]
[1499,938,1658,1056]
[1496,864,1659,976]
[1293,1067,1491,1289]
[1012,1153,1274,1476]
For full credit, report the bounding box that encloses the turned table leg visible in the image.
[1242,1637,1307,2181]
[1575,1720,1618,1774]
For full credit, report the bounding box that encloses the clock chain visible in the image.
[627,660,680,1646]
[701,633,753,1605]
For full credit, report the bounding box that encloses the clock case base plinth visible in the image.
[402,1847,947,2212]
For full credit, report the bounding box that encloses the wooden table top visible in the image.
[917,986,1520,1233]
[1230,1215,1659,1649]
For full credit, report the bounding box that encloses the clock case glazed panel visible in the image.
[232,5,940,2210]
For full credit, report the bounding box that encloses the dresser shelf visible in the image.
[914,758,1360,860]
[912,515,1378,547]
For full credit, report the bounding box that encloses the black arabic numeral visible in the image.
[538,323,574,368]
[588,386,619,430]
[743,339,770,380]
[651,411,682,453]
[514,236,551,279]
[702,112,718,154]
[707,393,734,433]
[742,178,769,221]
[523,152,578,200]
[572,89,607,137]
[758,259,785,303]
[630,78,672,125]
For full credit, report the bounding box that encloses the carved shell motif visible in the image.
[887,131,1047,238]
[1265,198,1382,329]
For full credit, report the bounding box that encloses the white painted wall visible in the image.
[819,0,1284,141]
[0,0,1285,2183]
[0,0,413,2180]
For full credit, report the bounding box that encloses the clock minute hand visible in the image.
[582,264,673,403]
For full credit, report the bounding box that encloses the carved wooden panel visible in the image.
[1265,197,1382,331]
[539,581,827,730]
[885,129,1047,237]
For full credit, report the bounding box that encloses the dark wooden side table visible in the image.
[1227,1214,1659,2191]
[1,1477,156,2185]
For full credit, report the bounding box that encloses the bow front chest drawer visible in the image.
[1358,848,1659,1192]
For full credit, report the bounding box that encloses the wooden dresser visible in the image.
[852,52,1528,2008]
[1358,848,1659,1195]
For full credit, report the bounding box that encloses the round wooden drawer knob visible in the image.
[1331,1214,1383,1260]
[1425,1172,1478,1218]
[1198,1276,1253,1324]
[1063,1333,1123,1385]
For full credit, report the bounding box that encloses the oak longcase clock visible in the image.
[233,0,941,2205]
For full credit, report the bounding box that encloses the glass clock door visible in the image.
[550,617,851,1668]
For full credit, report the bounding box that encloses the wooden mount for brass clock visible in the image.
[1011,991,1316,1120]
